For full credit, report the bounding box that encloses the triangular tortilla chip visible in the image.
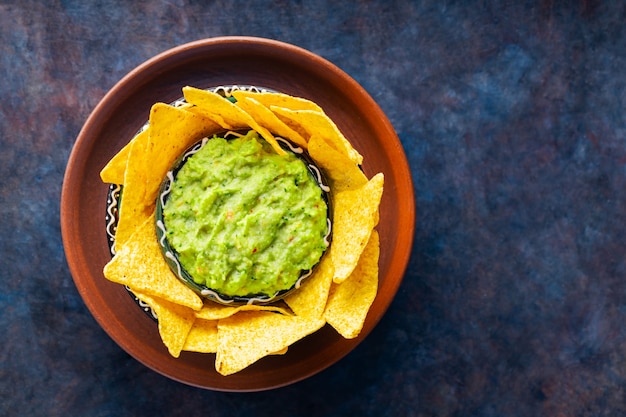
[228,90,323,112]
[329,173,384,283]
[113,104,218,249]
[100,128,149,184]
[114,127,152,248]
[308,135,368,193]
[270,106,363,165]
[325,230,379,338]
[134,292,196,357]
[232,94,308,148]
[143,102,220,205]
[215,311,325,375]
[283,253,334,318]
[183,318,219,353]
[103,213,203,310]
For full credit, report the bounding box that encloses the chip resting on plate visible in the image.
[134,291,196,358]
[270,106,363,165]
[182,318,218,354]
[325,230,380,338]
[231,94,308,148]
[215,311,326,376]
[328,173,384,283]
[103,213,203,310]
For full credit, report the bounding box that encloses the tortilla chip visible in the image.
[232,94,308,148]
[113,128,152,248]
[183,314,288,355]
[308,135,368,193]
[329,173,384,283]
[134,292,196,358]
[283,253,334,318]
[195,303,292,321]
[325,230,379,338]
[100,144,130,184]
[228,90,323,112]
[182,86,286,156]
[144,102,219,205]
[183,318,219,353]
[215,311,325,376]
[270,107,363,165]
[113,105,217,249]
[100,128,149,184]
[103,213,203,310]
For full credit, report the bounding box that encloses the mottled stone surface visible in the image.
[2,0,626,415]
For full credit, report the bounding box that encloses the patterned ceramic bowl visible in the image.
[154,127,332,306]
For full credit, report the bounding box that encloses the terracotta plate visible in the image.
[61,36,415,391]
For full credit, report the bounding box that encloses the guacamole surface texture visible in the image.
[163,131,329,297]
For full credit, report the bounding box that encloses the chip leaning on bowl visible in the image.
[100,86,384,376]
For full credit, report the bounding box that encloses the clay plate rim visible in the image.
[60,36,415,392]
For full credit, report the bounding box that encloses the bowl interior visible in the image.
[61,37,415,391]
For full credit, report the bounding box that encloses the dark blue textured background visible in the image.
[2,1,626,415]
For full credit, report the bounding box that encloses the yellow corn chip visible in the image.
[215,311,325,376]
[100,143,130,184]
[283,253,334,318]
[113,104,217,249]
[114,128,152,248]
[270,107,363,165]
[103,213,203,310]
[144,102,220,205]
[183,316,287,354]
[308,135,367,193]
[329,173,384,283]
[232,94,308,148]
[183,318,219,353]
[195,303,292,321]
[134,292,196,358]
[325,230,379,338]
[228,90,323,112]
[182,87,286,156]
[99,128,149,184]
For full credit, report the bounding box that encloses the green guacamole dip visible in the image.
[163,131,329,297]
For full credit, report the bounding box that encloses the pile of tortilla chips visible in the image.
[100,86,384,376]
